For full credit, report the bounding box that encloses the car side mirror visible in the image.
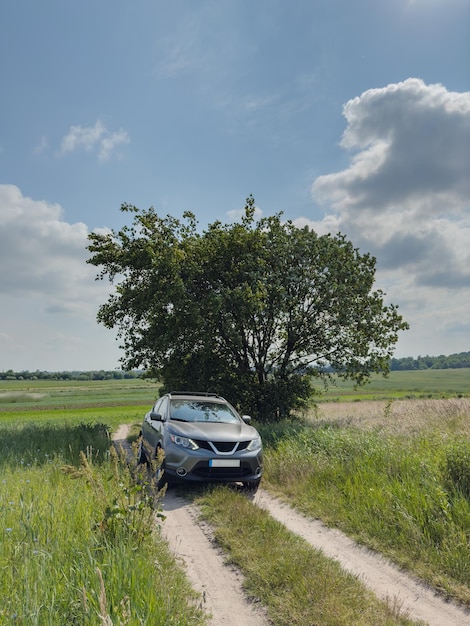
[150,411,163,421]
[242,415,252,424]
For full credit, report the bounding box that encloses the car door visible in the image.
[142,397,165,456]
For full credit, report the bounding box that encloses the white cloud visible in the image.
[32,135,48,155]
[151,3,315,135]
[60,121,106,155]
[0,185,121,371]
[156,39,201,79]
[314,79,470,216]
[58,121,129,161]
[311,78,470,280]
[303,79,470,357]
[0,185,90,298]
[98,129,130,162]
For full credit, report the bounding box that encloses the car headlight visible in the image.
[247,436,262,451]
[170,433,199,450]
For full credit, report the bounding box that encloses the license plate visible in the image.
[209,459,240,468]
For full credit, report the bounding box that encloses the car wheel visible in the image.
[155,446,168,490]
[136,438,148,465]
[243,479,261,494]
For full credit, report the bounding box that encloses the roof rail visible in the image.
[168,391,222,398]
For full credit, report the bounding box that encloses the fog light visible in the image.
[176,467,187,477]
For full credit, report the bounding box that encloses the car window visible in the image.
[159,397,169,418]
[153,398,163,413]
[170,400,240,424]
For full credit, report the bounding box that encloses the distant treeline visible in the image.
[1,352,469,381]
[390,352,470,371]
[0,369,144,381]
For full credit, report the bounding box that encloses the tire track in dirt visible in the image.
[254,489,470,626]
[161,488,470,626]
[161,491,271,626]
[113,425,269,625]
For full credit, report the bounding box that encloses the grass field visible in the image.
[314,368,469,401]
[0,368,467,416]
[0,425,206,625]
[0,369,468,622]
[0,378,158,411]
[259,395,470,605]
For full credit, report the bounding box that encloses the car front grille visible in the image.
[194,440,250,454]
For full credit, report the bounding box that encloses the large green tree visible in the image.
[87,197,408,421]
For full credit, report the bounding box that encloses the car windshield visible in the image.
[169,400,240,424]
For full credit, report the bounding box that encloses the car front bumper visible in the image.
[163,444,263,483]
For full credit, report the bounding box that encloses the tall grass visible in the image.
[260,401,470,605]
[0,422,111,468]
[0,423,206,625]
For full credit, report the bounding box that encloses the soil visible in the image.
[113,425,470,626]
[161,490,270,625]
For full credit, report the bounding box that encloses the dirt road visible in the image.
[161,490,270,626]
[161,489,470,626]
[113,425,470,626]
[253,490,470,626]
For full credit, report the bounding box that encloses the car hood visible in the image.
[168,420,259,442]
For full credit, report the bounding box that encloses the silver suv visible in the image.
[138,392,263,491]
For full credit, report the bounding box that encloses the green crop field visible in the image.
[0,378,159,430]
[316,368,469,401]
[0,367,467,414]
[0,377,158,410]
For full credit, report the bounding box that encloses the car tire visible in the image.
[156,446,169,490]
[137,438,148,465]
[243,479,261,494]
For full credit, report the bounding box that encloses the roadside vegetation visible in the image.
[260,397,470,606]
[0,372,469,622]
[0,421,205,625]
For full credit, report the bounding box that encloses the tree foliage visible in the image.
[87,197,409,421]
[390,352,470,371]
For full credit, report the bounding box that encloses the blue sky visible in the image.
[1,0,469,371]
